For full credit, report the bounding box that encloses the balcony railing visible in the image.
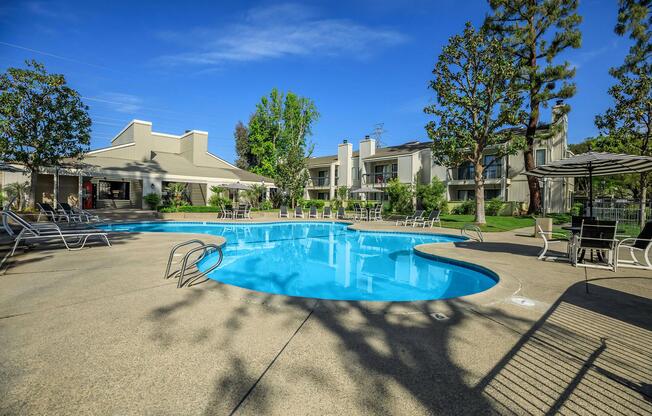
[362,172,398,186]
[308,177,330,187]
[454,167,503,180]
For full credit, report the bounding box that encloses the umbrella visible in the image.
[218,182,250,203]
[525,151,652,216]
[351,186,384,203]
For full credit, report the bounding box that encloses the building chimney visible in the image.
[343,139,348,144]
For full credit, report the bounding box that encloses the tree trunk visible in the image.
[524,118,542,214]
[29,169,38,209]
[474,162,486,225]
[639,173,648,228]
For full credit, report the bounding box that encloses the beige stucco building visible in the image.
[1,120,272,209]
[306,105,572,213]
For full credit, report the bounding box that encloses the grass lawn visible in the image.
[440,214,535,232]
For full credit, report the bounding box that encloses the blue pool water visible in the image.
[101,221,497,301]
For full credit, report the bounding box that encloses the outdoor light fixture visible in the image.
[150,183,155,189]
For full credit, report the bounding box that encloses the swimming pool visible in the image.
[101,221,497,301]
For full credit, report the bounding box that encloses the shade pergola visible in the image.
[525,151,652,216]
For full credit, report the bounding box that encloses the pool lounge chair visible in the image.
[616,221,652,271]
[309,206,318,219]
[59,203,102,223]
[2,210,111,256]
[536,224,570,261]
[337,206,346,220]
[57,203,86,223]
[37,202,70,222]
[396,210,424,226]
[322,206,332,219]
[574,219,618,271]
[294,206,304,218]
[279,205,289,218]
[413,210,441,228]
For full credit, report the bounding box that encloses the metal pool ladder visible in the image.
[461,224,484,242]
[164,239,224,288]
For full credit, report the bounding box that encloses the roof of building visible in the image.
[364,141,431,160]
[70,151,271,183]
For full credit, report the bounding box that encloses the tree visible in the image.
[425,23,524,224]
[234,120,255,170]
[0,60,91,207]
[594,0,651,227]
[416,177,448,213]
[386,178,414,215]
[247,88,319,207]
[3,181,30,211]
[243,183,266,209]
[486,0,582,214]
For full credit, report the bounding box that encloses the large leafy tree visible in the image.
[425,23,525,224]
[594,0,651,227]
[486,0,582,214]
[234,119,255,170]
[247,88,318,206]
[0,60,91,207]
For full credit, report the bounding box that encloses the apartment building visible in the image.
[306,105,572,213]
[1,120,273,209]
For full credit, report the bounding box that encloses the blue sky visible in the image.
[0,0,630,163]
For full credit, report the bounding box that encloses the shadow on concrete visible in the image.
[453,240,542,257]
[475,281,652,414]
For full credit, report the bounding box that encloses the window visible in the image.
[485,189,501,199]
[483,155,502,179]
[535,149,546,166]
[457,189,475,200]
[98,181,130,200]
[317,192,328,200]
[458,163,474,180]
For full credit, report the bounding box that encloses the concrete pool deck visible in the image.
[0,220,651,415]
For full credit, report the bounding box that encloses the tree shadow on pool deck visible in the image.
[144,265,652,415]
[475,280,652,415]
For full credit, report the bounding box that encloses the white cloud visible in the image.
[156,3,407,67]
[84,93,143,114]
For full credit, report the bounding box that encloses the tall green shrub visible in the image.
[416,178,447,213]
[386,179,414,214]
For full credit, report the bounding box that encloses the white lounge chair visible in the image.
[413,210,441,228]
[294,206,304,218]
[616,221,652,271]
[396,210,424,226]
[279,205,289,218]
[322,206,332,219]
[37,202,70,222]
[2,210,111,256]
[309,206,318,218]
[536,224,570,261]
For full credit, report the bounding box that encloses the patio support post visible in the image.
[78,171,83,209]
[53,167,59,207]
[588,161,593,217]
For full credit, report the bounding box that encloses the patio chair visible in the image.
[322,206,332,219]
[337,206,346,220]
[57,203,85,223]
[616,221,652,271]
[536,224,570,261]
[370,204,383,221]
[37,202,69,222]
[294,206,304,218]
[242,204,252,219]
[309,205,318,219]
[220,205,234,219]
[59,203,102,223]
[396,210,424,226]
[413,210,441,228]
[574,219,618,271]
[279,205,289,218]
[2,210,111,256]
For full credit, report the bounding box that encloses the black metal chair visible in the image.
[575,219,618,271]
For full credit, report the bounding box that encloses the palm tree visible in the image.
[165,182,188,207]
[3,181,31,210]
